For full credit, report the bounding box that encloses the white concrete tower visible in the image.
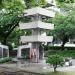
[19,0,55,62]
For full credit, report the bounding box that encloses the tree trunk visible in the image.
[2,39,7,45]
[61,35,69,50]
[61,41,65,50]
[54,65,57,72]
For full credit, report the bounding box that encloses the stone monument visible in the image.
[19,0,55,62]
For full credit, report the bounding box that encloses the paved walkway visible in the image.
[0,63,52,73]
[0,62,75,73]
[57,66,75,72]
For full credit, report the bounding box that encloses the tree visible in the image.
[0,12,19,44]
[6,28,21,47]
[53,12,75,50]
[0,0,25,45]
[24,0,47,8]
[56,0,75,7]
[0,0,47,46]
[0,0,3,9]
[46,54,64,72]
[56,0,74,3]
[50,0,75,50]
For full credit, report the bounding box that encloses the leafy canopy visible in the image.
[52,11,75,50]
[56,0,75,7]
[53,12,75,39]
[46,54,64,71]
[46,54,64,65]
[1,0,25,14]
[56,0,75,3]
[24,0,47,8]
[0,0,25,44]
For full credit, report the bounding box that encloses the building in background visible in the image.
[0,43,9,58]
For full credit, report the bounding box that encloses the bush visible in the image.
[44,45,75,51]
[0,57,12,64]
[46,54,64,72]
[45,50,75,58]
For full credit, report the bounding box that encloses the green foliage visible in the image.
[25,0,47,8]
[56,0,75,7]
[44,45,75,51]
[2,0,25,14]
[0,12,19,44]
[60,3,75,15]
[0,0,3,9]
[0,0,2,4]
[52,12,75,49]
[31,0,47,7]
[45,48,75,58]
[0,57,12,64]
[46,54,64,65]
[7,28,21,47]
[56,0,75,3]
[46,54,64,71]
[0,0,25,45]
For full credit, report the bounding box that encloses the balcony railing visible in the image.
[20,35,53,43]
[19,21,54,30]
[24,7,55,17]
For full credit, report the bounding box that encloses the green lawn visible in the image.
[47,71,75,75]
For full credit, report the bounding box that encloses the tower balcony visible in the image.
[19,21,54,30]
[20,35,53,43]
[24,7,55,17]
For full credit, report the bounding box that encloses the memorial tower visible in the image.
[19,0,55,62]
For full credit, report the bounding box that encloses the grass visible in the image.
[47,71,75,75]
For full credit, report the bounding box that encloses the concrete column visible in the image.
[17,46,21,58]
[7,49,9,57]
[31,14,42,36]
[32,29,41,35]
[31,14,42,21]
[30,14,43,63]
[31,42,40,63]
[35,43,40,62]
[2,48,3,58]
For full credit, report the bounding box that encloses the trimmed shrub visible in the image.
[0,57,12,64]
[46,54,64,72]
[45,50,75,58]
[44,45,75,51]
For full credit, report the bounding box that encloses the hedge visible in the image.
[0,57,12,64]
[45,50,75,58]
[44,45,75,51]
